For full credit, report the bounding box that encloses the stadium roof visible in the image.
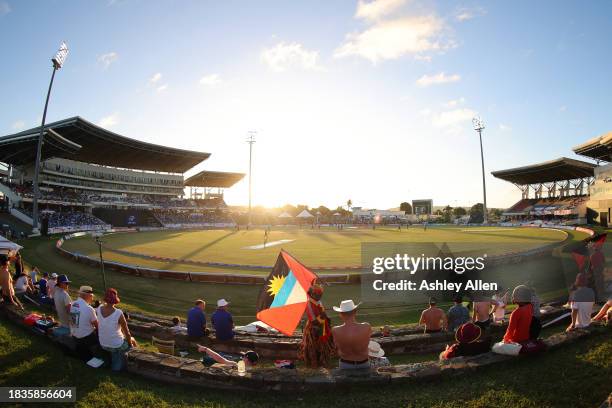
[184,170,245,188]
[572,131,612,162]
[0,128,82,165]
[0,117,210,173]
[491,157,596,185]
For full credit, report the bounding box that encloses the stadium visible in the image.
[0,117,609,318]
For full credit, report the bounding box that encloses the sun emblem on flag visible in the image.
[267,275,286,296]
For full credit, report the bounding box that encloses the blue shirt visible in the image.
[448,304,470,331]
[37,278,48,297]
[212,308,234,341]
[186,306,206,337]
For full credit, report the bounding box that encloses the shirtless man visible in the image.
[419,297,447,333]
[472,297,492,330]
[332,300,371,369]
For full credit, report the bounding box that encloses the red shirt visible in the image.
[503,304,532,343]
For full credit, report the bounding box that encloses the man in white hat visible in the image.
[212,299,234,341]
[331,299,371,369]
[70,285,99,361]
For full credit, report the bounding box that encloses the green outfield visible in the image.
[61,225,574,274]
[14,226,587,326]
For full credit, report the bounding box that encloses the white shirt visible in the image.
[54,287,72,328]
[14,276,28,293]
[571,301,594,328]
[47,280,57,299]
[96,306,125,349]
[70,297,97,339]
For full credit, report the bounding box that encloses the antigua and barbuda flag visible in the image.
[256,250,318,336]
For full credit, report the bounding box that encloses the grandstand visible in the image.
[492,157,595,225]
[0,117,244,233]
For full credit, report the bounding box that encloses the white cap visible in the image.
[368,341,385,358]
[217,299,229,307]
[51,273,58,278]
[332,299,361,313]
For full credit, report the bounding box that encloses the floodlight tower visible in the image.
[32,41,69,234]
[472,116,488,224]
[246,131,257,227]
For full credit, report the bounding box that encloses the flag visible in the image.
[256,250,318,336]
[592,233,607,250]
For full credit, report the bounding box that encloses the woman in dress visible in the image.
[298,283,334,368]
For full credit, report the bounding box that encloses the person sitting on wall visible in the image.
[187,300,208,338]
[472,296,493,331]
[52,274,73,337]
[0,254,23,309]
[368,341,390,368]
[493,285,546,356]
[14,270,35,299]
[567,273,595,331]
[592,299,612,324]
[440,322,491,360]
[196,345,259,370]
[502,285,533,344]
[447,295,470,332]
[212,299,234,341]
[419,297,447,333]
[171,316,188,334]
[332,299,371,370]
[70,285,100,361]
[96,288,137,371]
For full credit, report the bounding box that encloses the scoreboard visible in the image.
[412,199,433,215]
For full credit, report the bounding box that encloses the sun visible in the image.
[266,275,286,297]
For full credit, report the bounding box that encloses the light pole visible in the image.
[32,41,69,234]
[246,131,256,227]
[472,116,488,224]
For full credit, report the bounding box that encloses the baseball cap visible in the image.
[217,299,229,307]
[57,274,71,284]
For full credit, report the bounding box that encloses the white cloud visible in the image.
[156,84,168,92]
[199,74,222,86]
[499,123,512,132]
[261,42,322,72]
[443,97,465,108]
[97,52,118,69]
[355,0,407,21]
[149,72,162,84]
[0,1,10,15]
[455,6,486,22]
[98,113,119,128]
[416,72,461,87]
[431,108,476,131]
[335,16,449,63]
[11,120,25,131]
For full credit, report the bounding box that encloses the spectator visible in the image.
[14,271,34,298]
[212,299,234,341]
[502,285,533,344]
[491,289,509,323]
[472,296,493,331]
[47,273,58,299]
[12,252,24,281]
[440,322,491,360]
[332,299,371,369]
[592,299,612,323]
[96,288,137,371]
[196,345,258,369]
[419,297,447,333]
[30,266,39,285]
[567,273,595,331]
[52,274,73,336]
[368,341,390,368]
[36,272,49,299]
[186,300,207,338]
[70,286,99,361]
[170,316,188,334]
[0,254,22,309]
[447,295,470,331]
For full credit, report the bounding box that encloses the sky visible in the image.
[1,0,611,210]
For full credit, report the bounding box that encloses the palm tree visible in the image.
[347,199,352,212]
